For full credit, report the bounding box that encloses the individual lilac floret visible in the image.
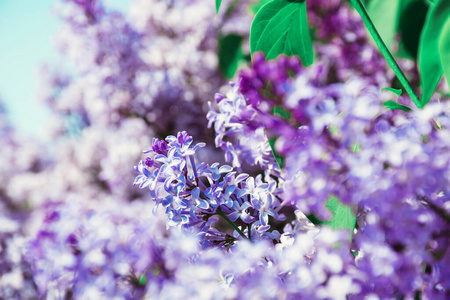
[207,82,279,171]
[134,131,284,247]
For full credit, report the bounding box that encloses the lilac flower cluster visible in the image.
[207,53,450,298]
[26,198,170,299]
[207,54,302,171]
[27,198,364,299]
[29,0,259,210]
[134,131,285,246]
[2,0,448,298]
[142,226,361,300]
[41,0,256,141]
[306,0,388,86]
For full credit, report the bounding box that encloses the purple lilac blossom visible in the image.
[8,0,255,298]
[134,131,285,246]
[207,80,280,171]
[134,200,363,300]
[207,53,450,298]
[41,0,256,140]
[307,0,388,86]
[2,0,448,298]
[31,0,258,209]
[26,198,168,298]
[29,186,366,299]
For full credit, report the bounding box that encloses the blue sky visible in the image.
[0,0,129,139]
[0,0,58,139]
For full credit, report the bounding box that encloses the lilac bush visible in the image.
[0,0,448,299]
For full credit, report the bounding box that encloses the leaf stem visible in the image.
[350,0,422,109]
[216,207,249,240]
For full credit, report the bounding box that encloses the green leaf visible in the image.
[323,197,357,233]
[307,196,357,240]
[351,142,361,153]
[397,0,429,59]
[218,34,244,78]
[438,16,450,92]
[267,106,292,169]
[381,87,402,96]
[383,100,413,112]
[250,0,313,65]
[139,274,147,286]
[271,105,292,120]
[250,0,274,14]
[216,0,222,15]
[268,137,283,169]
[418,0,450,106]
[365,0,429,59]
[366,0,401,51]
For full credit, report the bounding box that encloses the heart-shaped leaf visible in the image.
[417,0,450,106]
[250,0,274,14]
[250,0,313,65]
